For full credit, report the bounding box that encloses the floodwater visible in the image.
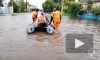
[0,13,100,60]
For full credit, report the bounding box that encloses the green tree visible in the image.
[42,0,56,12]
[0,0,4,7]
[8,0,26,12]
[53,0,62,10]
[8,0,19,13]
[87,0,93,12]
[42,0,75,12]
[91,6,100,16]
[18,0,26,12]
[53,0,62,3]
[68,3,83,17]
[42,0,62,12]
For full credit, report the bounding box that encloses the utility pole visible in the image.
[61,0,64,13]
[12,0,13,14]
[26,0,27,12]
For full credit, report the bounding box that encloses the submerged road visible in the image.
[0,13,100,60]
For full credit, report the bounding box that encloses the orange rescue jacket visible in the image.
[32,11,38,20]
[51,11,62,20]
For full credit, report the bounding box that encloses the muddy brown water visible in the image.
[0,13,100,60]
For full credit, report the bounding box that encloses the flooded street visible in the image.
[0,13,100,60]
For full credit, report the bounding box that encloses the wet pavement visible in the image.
[0,13,100,60]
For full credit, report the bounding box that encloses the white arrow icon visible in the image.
[75,38,84,49]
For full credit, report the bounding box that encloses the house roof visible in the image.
[29,4,34,7]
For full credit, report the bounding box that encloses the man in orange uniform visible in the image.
[32,9,39,21]
[50,8,62,34]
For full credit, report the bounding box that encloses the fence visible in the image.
[0,7,13,14]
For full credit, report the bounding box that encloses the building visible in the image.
[26,2,36,11]
[75,0,100,9]
[0,1,12,14]
[29,4,37,11]
[26,2,30,11]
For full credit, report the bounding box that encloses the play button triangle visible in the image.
[75,38,84,49]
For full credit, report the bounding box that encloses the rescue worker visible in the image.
[32,9,39,22]
[50,8,62,34]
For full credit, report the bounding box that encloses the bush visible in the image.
[63,6,68,13]
[42,0,56,12]
[67,3,83,17]
[87,0,93,12]
[62,12,69,16]
[78,10,87,15]
[91,6,100,16]
[30,9,37,11]
[12,14,17,16]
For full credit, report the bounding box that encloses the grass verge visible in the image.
[62,12,69,16]
[11,13,21,16]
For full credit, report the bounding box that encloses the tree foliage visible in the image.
[91,6,100,16]
[42,0,61,12]
[42,0,55,12]
[42,0,76,12]
[18,0,26,12]
[8,0,19,13]
[8,0,26,13]
[87,0,93,12]
[0,0,3,7]
[67,3,83,16]
[53,0,62,3]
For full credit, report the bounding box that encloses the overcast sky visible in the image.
[5,0,46,9]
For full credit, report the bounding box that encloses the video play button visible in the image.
[66,34,93,53]
[75,38,84,49]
